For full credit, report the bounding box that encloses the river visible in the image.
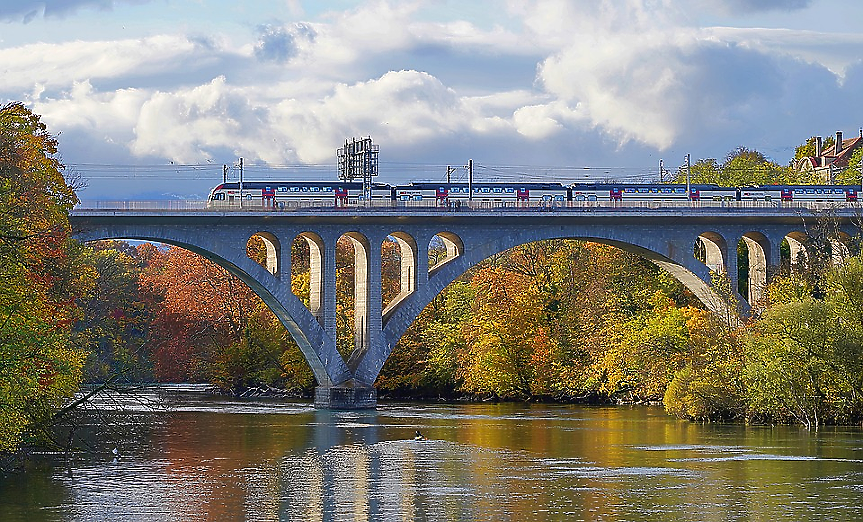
[2,387,863,521]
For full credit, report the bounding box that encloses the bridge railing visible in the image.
[74,199,862,212]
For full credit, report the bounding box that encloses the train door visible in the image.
[334,187,348,207]
[262,186,275,207]
[436,187,449,206]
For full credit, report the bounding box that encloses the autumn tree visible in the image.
[0,103,91,453]
[139,245,313,393]
[75,241,154,382]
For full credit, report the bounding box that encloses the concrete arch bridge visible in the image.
[70,205,860,408]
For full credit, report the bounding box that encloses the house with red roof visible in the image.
[796,130,863,182]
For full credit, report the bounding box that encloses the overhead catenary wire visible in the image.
[70,160,812,184]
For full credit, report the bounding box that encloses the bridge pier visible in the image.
[314,383,377,409]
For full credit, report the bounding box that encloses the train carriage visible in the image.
[394,182,569,207]
[774,185,858,202]
[207,181,392,208]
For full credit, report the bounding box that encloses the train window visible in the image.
[555,195,564,201]
[795,189,804,194]
[400,195,410,201]
[324,187,332,192]
[674,188,686,193]
[439,187,445,192]
[638,188,649,193]
[482,188,490,193]
[806,189,815,194]
[835,189,845,193]
[493,188,502,193]
[302,187,309,192]
[311,187,320,192]
[290,187,300,192]
[816,189,823,194]
[624,188,636,193]
[278,187,287,192]
[475,188,481,193]
[661,188,672,193]
[413,195,423,201]
[505,188,514,193]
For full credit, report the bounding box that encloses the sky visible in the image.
[2,0,863,199]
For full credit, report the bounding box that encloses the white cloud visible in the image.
[0,0,150,22]
[4,0,863,194]
[0,35,242,93]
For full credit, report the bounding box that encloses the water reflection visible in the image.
[2,394,863,521]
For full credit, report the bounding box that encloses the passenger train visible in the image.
[206,180,859,208]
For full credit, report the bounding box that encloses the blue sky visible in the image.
[2,0,862,199]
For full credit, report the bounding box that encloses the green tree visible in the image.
[675,147,800,186]
[835,145,863,185]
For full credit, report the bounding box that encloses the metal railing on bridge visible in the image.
[74,199,862,213]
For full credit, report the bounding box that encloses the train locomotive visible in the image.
[206,180,859,208]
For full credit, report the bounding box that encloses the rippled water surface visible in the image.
[3,388,863,521]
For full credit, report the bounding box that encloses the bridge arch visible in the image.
[695,232,728,274]
[382,232,418,321]
[248,231,281,278]
[74,228,352,390]
[357,229,738,385]
[429,232,464,276]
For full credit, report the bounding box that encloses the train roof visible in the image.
[403,181,567,189]
[212,181,391,190]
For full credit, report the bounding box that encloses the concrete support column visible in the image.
[263,237,279,277]
[363,238,383,377]
[700,236,725,273]
[416,234,430,287]
[786,235,807,275]
[396,237,416,295]
[347,234,371,364]
[768,236,781,268]
[725,236,740,299]
[831,238,850,266]
[304,233,326,325]
[743,236,768,304]
[322,235,338,346]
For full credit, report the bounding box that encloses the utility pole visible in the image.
[685,154,691,201]
[239,157,244,208]
[446,165,455,183]
[659,159,664,183]
[467,159,473,202]
[223,164,228,184]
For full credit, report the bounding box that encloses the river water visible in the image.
[2,388,863,521]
